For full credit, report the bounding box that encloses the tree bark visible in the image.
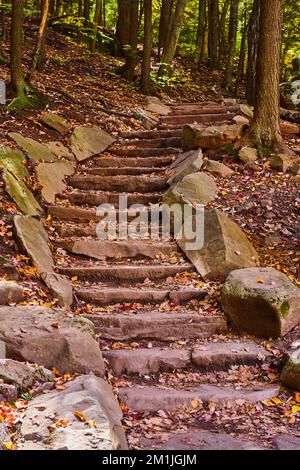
[29,0,49,77]
[91,0,101,52]
[217,0,229,68]
[223,0,239,90]
[141,0,153,94]
[116,0,130,52]
[249,0,283,151]
[83,0,90,20]
[10,0,26,98]
[158,0,187,76]
[158,0,173,60]
[208,0,218,68]
[196,0,206,65]
[246,0,260,105]
[234,4,248,95]
[122,0,139,81]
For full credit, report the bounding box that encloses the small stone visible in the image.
[281,348,300,390]
[0,282,23,305]
[203,159,234,176]
[145,96,171,116]
[0,383,18,402]
[233,115,250,126]
[41,272,73,307]
[239,147,258,163]
[70,126,115,162]
[270,154,300,173]
[41,113,71,134]
[45,141,75,161]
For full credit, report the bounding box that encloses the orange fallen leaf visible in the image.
[3,442,17,451]
[74,411,87,422]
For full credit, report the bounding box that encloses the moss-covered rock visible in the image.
[3,171,42,216]
[0,146,28,179]
[221,267,300,338]
[281,347,300,390]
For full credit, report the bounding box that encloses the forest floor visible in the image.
[0,25,300,450]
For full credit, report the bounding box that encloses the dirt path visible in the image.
[47,103,298,450]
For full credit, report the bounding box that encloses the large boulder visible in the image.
[36,160,75,203]
[145,96,171,116]
[221,267,300,338]
[70,126,115,161]
[177,208,258,280]
[8,133,56,162]
[0,306,105,376]
[3,170,42,216]
[167,149,203,185]
[14,215,54,273]
[41,272,73,307]
[0,359,53,389]
[182,124,246,151]
[17,375,127,450]
[41,113,71,134]
[0,281,23,305]
[270,154,300,174]
[164,172,217,208]
[202,159,234,177]
[281,345,300,390]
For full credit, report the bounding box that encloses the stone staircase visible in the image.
[48,101,280,450]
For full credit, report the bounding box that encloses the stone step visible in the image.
[68,175,167,193]
[94,155,175,168]
[170,105,239,115]
[118,384,280,413]
[84,312,227,340]
[58,264,194,282]
[120,129,182,139]
[160,113,235,126]
[60,239,179,261]
[62,190,162,207]
[76,287,205,306]
[102,340,273,376]
[112,147,181,157]
[84,167,166,176]
[54,221,167,238]
[120,137,181,149]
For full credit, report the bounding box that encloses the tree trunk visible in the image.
[246,0,260,105]
[141,0,153,94]
[10,0,26,98]
[83,0,90,20]
[158,0,187,77]
[122,0,139,81]
[249,0,283,151]
[29,0,49,77]
[116,0,130,52]
[208,0,218,68]
[158,0,173,60]
[234,4,248,95]
[217,0,229,68]
[196,0,206,65]
[223,0,239,90]
[91,0,101,52]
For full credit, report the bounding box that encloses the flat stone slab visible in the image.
[70,126,115,162]
[221,267,300,338]
[8,133,56,162]
[45,141,75,161]
[0,281,23,305]
[145,97,171,116]
[85,312,227,341]
[119,384,280,413]
[41,113,71,134]
[36,160,75,203]
[3,170,42,216]
[192,341,272,370]
[161,431,261,451]
[0,146,28,179]
[104,348,191,376]
[167,149,203,185]
[14,215,54,273]
[41,272,73,308]
[0,359,53,389]
[274,434,300,450]
[203,159,234,176]
[164,172,217,207]
[17,375,127,450]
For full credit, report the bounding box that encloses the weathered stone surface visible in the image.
[0,281,23,305]
[161,431,261,451]
[0,423,11,448]
[182,124,246,151]
[239,104,254,119]
[0,146,28,179]
[70,126,115,162]
[17,375,127,450]
[164,172,217,208]
[203,159,234,176]
[239,147,258,163]
[133,108,160,129]
[221,267,300,338]
[0,306,105,376]
[192,341,272,370]
[233,115,250,126]
[0,383,18,402]
[104,348,191,376]
[45,141,75,161]
[119,384,280,413]
[177,208,259,280]
[145,96,171,116]
[281,346,300,390]
[8,133,55,162]
[36,160,75,203]
[0,359,54,389]
[3,170,42,216]
[280,120,300,136]
[41,113,71,134]
[41,272,73,307]
[14,215,54,273]
[167,149,203,185]
[270,154,300,174]
[274,434,300,450]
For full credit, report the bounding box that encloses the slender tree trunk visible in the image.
[83,0,90,20]
[158,0,173,60]
[217,0,229,68]
[116,0,130,53]
[196,0,206,65]
[10,0,26,98]
[141,0,153,94]
[223,0,239,90]
[208,0,218,68]
[122,0,139,81]
[29,0,49,77]
[78,0,83,16]
[249,0,283,151]
[91,0,101,52]
[234,4,248,95]
[158,0,187,76]
[246,0,260,105]
[49,0,55,15]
